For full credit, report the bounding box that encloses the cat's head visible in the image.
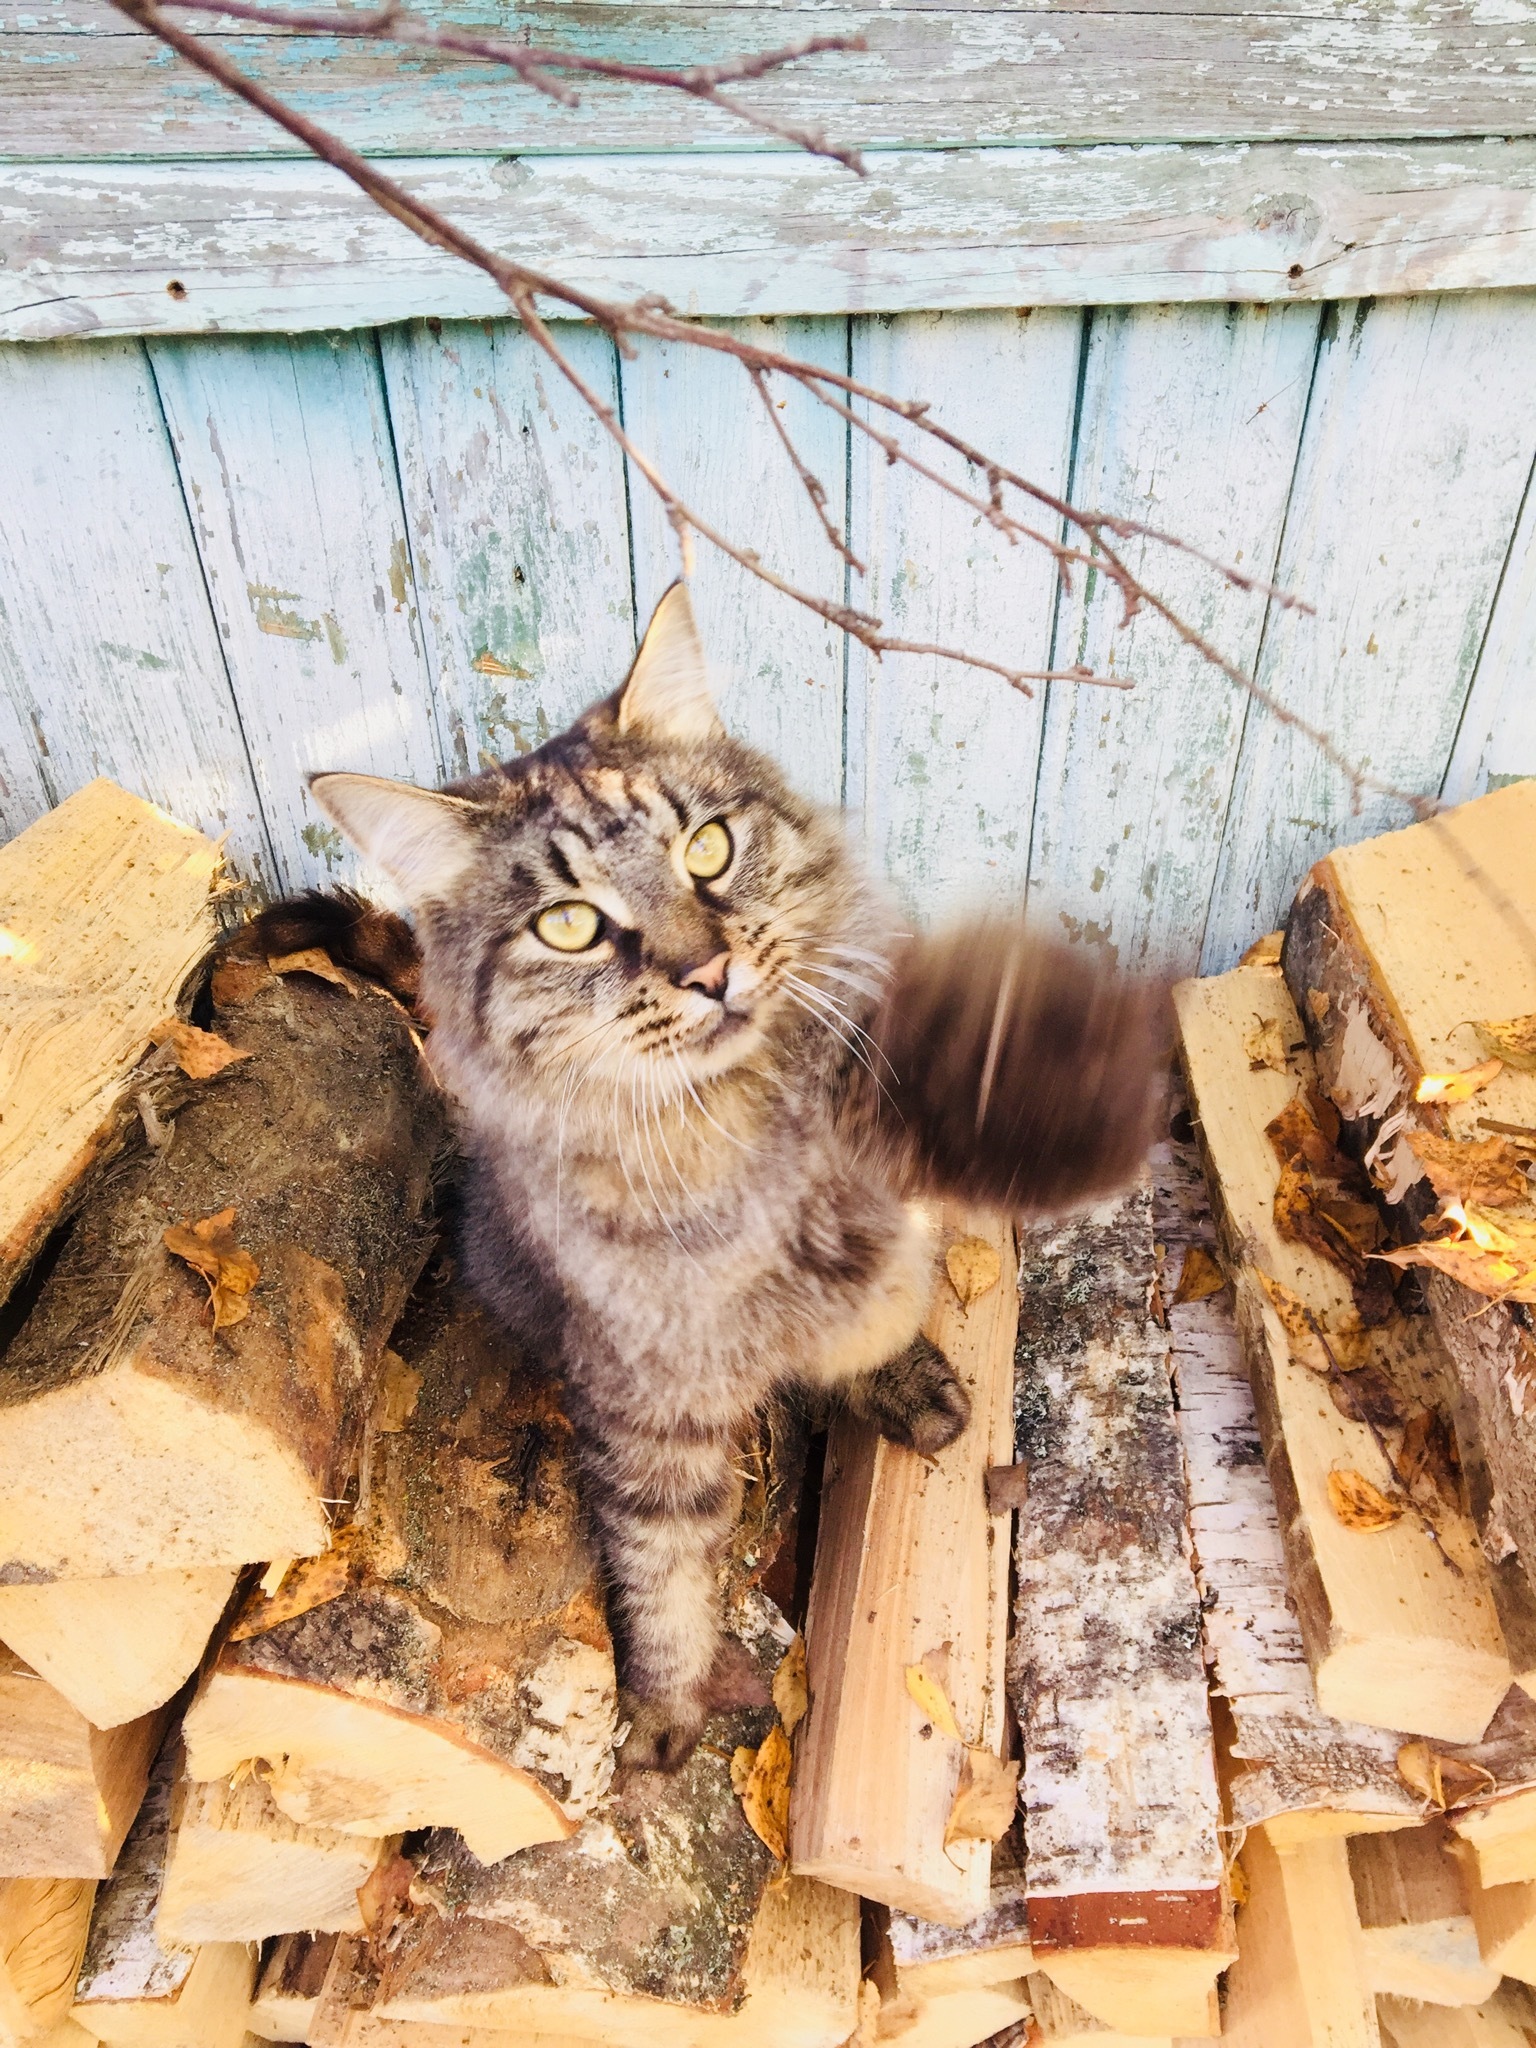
[310,584,881,1098]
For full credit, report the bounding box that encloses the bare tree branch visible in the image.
[110,0,1435,812]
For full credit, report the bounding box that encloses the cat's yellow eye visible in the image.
[534,901,602,952]
[684,819,733,881]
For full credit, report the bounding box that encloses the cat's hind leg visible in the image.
[845,1332,971,1455]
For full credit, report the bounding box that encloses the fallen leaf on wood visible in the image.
[1416,1058,1504,1105]
[1254,1271,1332,1374]
[1243,1015,1291,1073]
[1239,932,1284,967]
[230,1526,367,1639]
[1172,1245,1227,1305]
[905,1663,962,1743]
[735,1720,792,1860]
[1474,1013,1536,1074]
[773,1635,808,1742]
[268,946,361,995]
[357,1850,416,1940]
[210,950,273,1007]
[946,1236,1001,1310]
[985,1462,1029,1514]
[163,1207,260,1330]
[730,1745,756,1796]
[1406,1131,1530,1207]
[1307,988,1332,1025]
[1398,1406,1462,1516]
[1327,1469,1404,1533]
[1379,1207,1536,1305]
[1229,1859,1250,1909]
[150,1017,252,1080]
[1396,1740,1497,1813]
[944,1747,1020,1847]
[1328,1362,1406,1434]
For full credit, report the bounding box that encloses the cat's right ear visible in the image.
[616,581,719,744]
[308,773,482,905]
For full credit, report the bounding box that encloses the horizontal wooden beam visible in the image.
[8,0,1536,159]
[8,138,1536,339]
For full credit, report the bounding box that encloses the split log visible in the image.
[861,1977,1033,2048]
[182,1280,616,1865]
[1221,1828,1379,2048]
[1379,1982,1536,2048]
[1009,1181,1232,2040]
[1025,1971,1175,2046]
[1453,1784,1536,1889]
[886,1844,1034,1995]
[1174,962,1511,1742]
[1282,779,1536,1678]
[157,1774,384,1944]
[1155,1109,1425,1841]
[0,1648,166,1880]
[248,1931,334,2043]
[1457,1858,1536,1988]
[790,1208,1018,1925]
[0,1570,238,1730]
[1349,1822,1500,2007]
[0,1876,96,2043]
[0,780,220,1312]
[69,1738,256,2048]
[0,958,447,1583]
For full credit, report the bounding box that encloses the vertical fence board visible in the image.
[0,339,270,876]
[1202,289,1536,971]
[621,316,848,810]
[1442,449,1536,805]
[380,318,636,778]
[148,330,441,894]
[846,308,1082,923]
[1027,301,1319,975]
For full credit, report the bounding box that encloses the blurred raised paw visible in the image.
[849,1334,971,1455]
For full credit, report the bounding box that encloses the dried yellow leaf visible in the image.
[737,1721,792,1861]
[1239,932,1284,967]
[730,1745,757,1796]
[1416,1058,1504,1105]
[1396,1739,1497,1814]
[946,1236,1001,1310]
[1229,1858,1250,1909]
[268,946,361,995]
[1405,1131,1530,1208]
[944,1747,1020,1847]
[1243,1015,1291,1074]
[1254,1270,1331,1374]
[1379,1208,1536,1306]
[905,1663,962,1743]
[1474,1013,1536,1074]
[1171,1245,1226,1306]
[1307,989,1332,1025]
[230,1526,367,1640]
[163,1207,260,1330]
[1327,1469,1404,1533]
[773,1634,808,1742]
[150,1017,252,1080]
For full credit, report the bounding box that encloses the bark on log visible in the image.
[885,1837,1034,1997]
[1009,1180,1232,2041]
[0,1648,167,1881]
[0,959,447,1583]
[1175,962,1511,1742]
[1349,1819,1499,2007]
[182,1279,617,1865]
[0,1571,239,1731]
[248,1931,335,2043]
[0,1875,96,2044]
[1281,781,1536,1678]
[0,781,220,1312]
[790,1207,1018,1926]
[69,1736,256,2048]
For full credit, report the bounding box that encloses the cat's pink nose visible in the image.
[679,950,731,999]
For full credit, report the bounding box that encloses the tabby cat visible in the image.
[265,584,1165,1768]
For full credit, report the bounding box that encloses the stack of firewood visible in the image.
[5,776,1536,2048]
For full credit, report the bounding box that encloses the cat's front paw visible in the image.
[851,1334,971,1455]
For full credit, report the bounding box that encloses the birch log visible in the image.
[0,1876,96,2044]
[1175,962,1511,1741]
[0,1571,238,1730]
[69,1738,256,2048]
[790,1208,1018,1925]
[0,1648,166,1881]
[885,1843,1034,1996]
[1010,1181,1232,2040]
[1281,779,1536,1677]
[1349,1820,1499,2007]
[182,1284,616,1865]
[0,954,446,1584]
[0,780,219,1311]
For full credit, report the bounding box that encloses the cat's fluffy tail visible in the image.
[247,889,423,1007]
[864,924,1169,1215]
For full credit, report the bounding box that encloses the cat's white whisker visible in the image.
[784,973,898,1085]
[630,1063,703,1269]
[668,1050,761,1155]
[646,1061,730,1246]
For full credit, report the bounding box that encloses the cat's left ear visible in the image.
[309,772,483,905]
[617,581,719,744]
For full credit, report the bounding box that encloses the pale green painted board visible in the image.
[1442,446,1536,803]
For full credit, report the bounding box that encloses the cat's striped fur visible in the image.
[269,585,1166,1768]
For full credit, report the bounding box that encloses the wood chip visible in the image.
[1307,989,1332,1024]
[773,1636,808,1742]
[944,1747,1020,1847]
[1416,1058,1504,1104]
[1171,1244,1226,1305]
[945,1235,1002,1311]
[1238,932,1284,967]
[984,1462,1029,1514]
[162,1206,260,1330]
[1327,1469,1405,1533]
[150,1018,252,1080]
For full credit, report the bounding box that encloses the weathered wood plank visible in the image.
[16,143,1536,343]
[1201,288,1536,971]
[621,316,847,806]
[147,330,444,892]
[1441,449,1536,804]
[844,307,1078,920]
[1026,300,1317,974]
[380,316,635,779]
[0,340,272,877]
[9,4,1536,160]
